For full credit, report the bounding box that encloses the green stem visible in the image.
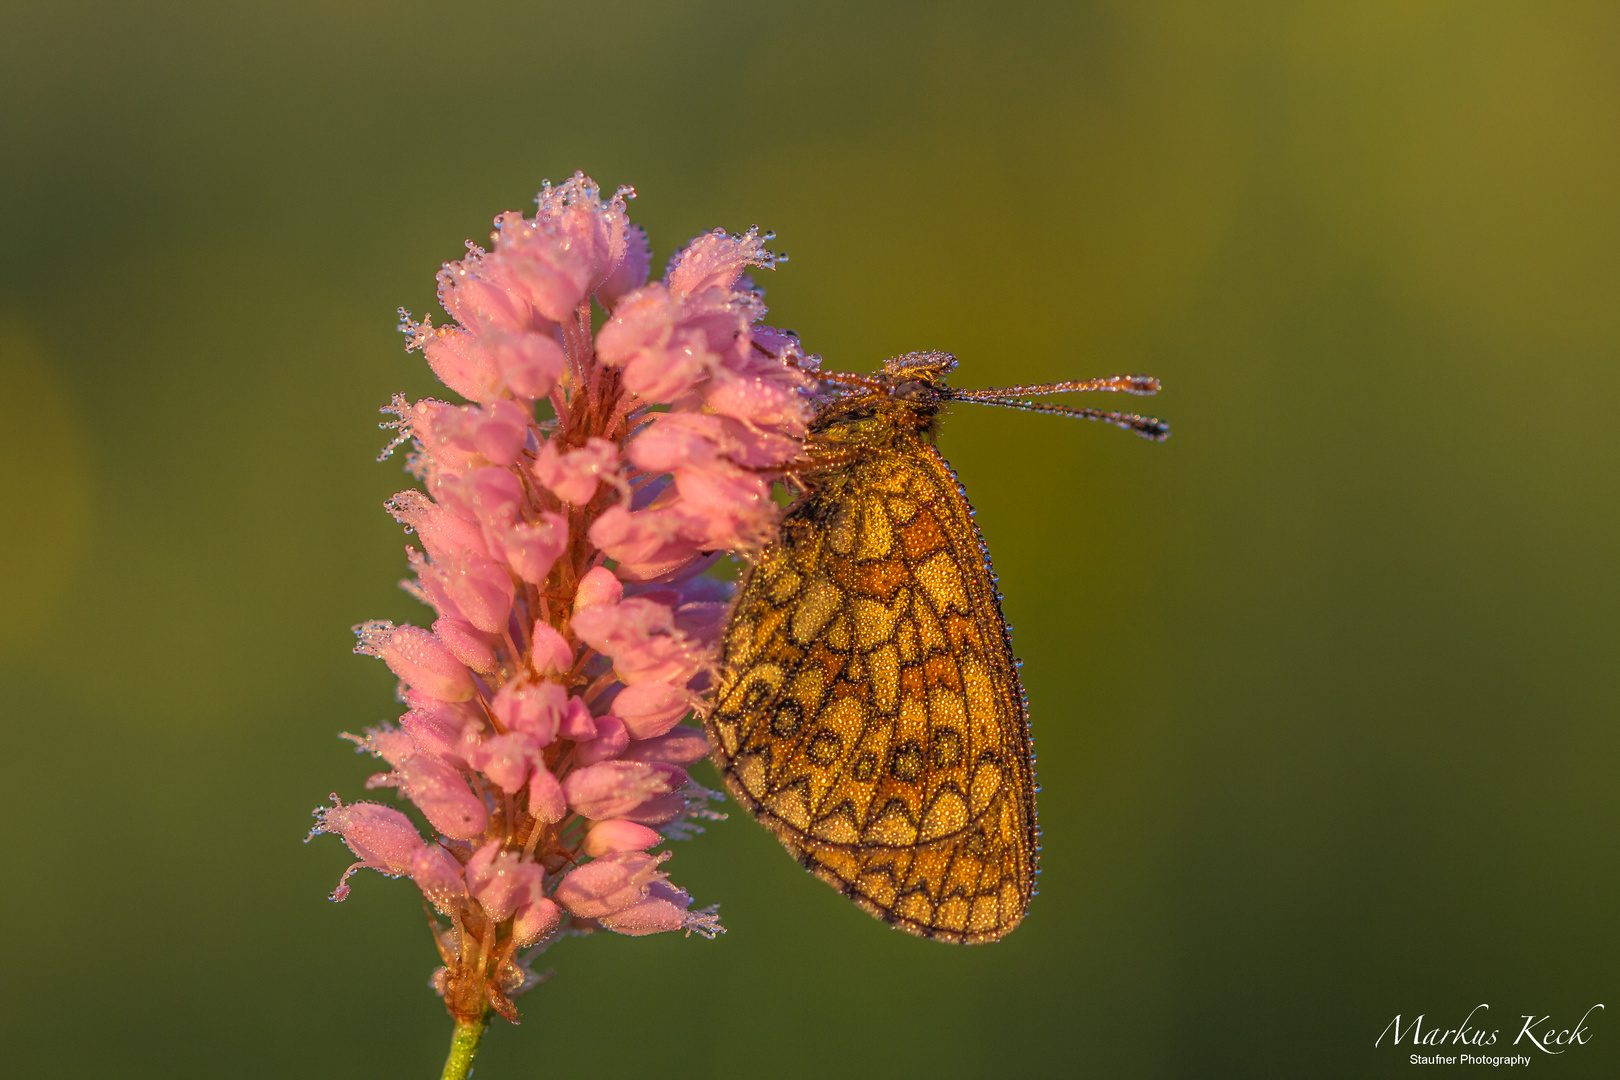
[441,1015,489,1080]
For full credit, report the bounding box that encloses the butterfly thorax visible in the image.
[806,352,959,459]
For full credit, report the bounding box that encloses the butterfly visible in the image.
[706,351,1166,942]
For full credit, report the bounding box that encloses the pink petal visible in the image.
[468,466,526,535]
[489,329,566,400]
[561,760,680,820]
[596,223,650,306]
[437,552,515,636]
[575,716,629,767]
[532,437,620,506]
[611,680,697,738]
[398,755,488,840]
[618,792,690,825]
[353,622,475,703]
[410,844,467,916]
[432,617,498,673]
[343,724,416,768]
[665,225,779,298]
[598,880,695,936]
[552,850,668,918]
[465,732,542,795]
[494,512,568,585]
[400,694,481,769]
[621,725,710,766]
[627,412,724,473]
[386,490,489,563]
[306,795,426,877]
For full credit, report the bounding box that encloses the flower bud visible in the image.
[307,796,425,875]
[442,552,515,635]
[582,819,664,857]
[490,330,566,401]
[530,621,574,675]
[527,764,567,823]
[511,898,562,947]
[465,731,542,795]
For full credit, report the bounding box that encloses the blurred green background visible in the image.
[2,2,1614,1077]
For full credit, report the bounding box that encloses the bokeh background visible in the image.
[2,2,1614,1077]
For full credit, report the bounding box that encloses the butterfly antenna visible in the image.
[949,374,1169,440]
[951,374,1161,400]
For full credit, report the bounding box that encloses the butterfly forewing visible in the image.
[709,440,1036,943]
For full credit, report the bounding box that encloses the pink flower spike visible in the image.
[552,850,669,919]
[575,715,630,767]
[398,755,489,840]
[582,819,664,857]
[466,840,546,923]
[410,844,468,916]
[511,898,562,947]
[573,565,623,611]
[321,177,813,1023]
[561,760,680,820]
[432,617,499,674]
[530,621,574,675]
[353,622,476,703]
[527,765,567,823]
